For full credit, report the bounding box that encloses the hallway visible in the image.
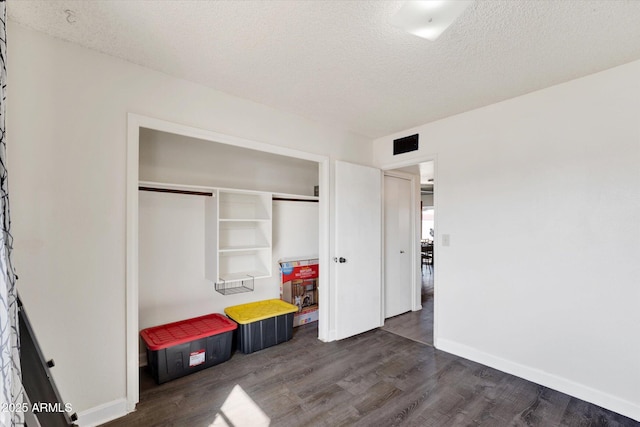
[381,267,434,346]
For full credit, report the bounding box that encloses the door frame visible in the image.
[383,170,421,314]
[380,155,438,346]
[126,113,331,412]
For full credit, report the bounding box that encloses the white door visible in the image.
[384,175,413,318]
[334,161,382,340]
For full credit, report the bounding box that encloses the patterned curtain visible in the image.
[0,2,25,426]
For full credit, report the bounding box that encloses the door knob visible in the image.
[334,257,347,263]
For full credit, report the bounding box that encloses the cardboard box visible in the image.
[279,259,319,327]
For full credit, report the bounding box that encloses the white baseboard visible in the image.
[437,339,640,422]
[325,329,336,342]
[76,398,129,427]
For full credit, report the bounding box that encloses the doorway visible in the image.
[381,161,435,346]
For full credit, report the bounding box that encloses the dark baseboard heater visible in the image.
[19,296,78,426]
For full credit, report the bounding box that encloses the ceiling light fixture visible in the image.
[390,0,474,41]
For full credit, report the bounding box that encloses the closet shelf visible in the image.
[141,184,277,289]
[218,270,269,282]
[205,189,273,289]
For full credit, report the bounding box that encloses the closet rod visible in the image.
[272,197,318,203]
[139,186,213,197]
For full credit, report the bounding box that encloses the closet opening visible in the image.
[126,114,330,412]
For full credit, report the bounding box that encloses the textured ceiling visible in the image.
[8,1,640,138]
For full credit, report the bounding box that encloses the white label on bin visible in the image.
[189,349,205,367]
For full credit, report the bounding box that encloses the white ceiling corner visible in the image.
[8,0,640,139]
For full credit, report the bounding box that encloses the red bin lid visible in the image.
[140,313,237,351]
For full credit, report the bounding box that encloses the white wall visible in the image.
[7,22,370,423]
[272,200,319,263]
[138,192,218,329]
[374,60,640,420]
[140,128,319,196]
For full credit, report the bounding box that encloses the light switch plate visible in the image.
[442,234,450,247]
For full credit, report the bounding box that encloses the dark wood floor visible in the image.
[105,268,637,426]
[381,267,434,346]
[104,317,638,426]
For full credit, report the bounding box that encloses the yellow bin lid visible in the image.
[224,299,299,324]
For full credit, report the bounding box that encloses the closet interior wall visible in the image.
[138,128,319,363]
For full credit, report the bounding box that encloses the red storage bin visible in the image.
[140,313,237,384]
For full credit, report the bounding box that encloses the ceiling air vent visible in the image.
[393,134,419,155]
